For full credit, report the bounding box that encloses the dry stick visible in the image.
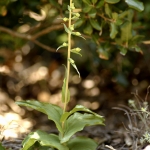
[0,26,30,40]
[112,107,135,140]
[145,85,150,101]
[119,104,138,128]
[32,24,63,39]
[97,13,114,23]
[32,40,56,52]
[0,25,63,52]
[132,92,149,130]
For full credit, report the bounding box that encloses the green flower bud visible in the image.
[63,17,68,22]
[75,13,80,18]
[69,58,75,64]
[70,3,75,9]
[70,24,74,31]
[75,32,81,36]
[75,48,81,52]
[63,42,68,46]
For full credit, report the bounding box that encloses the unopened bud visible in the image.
[70,3,75,9]
[75,32,81,36]
[69,58,75,64]
[63,42,68,46]
[75,48,81,52]
[70,25,74,30]
[75,13,80,18]
[63,17,68,22]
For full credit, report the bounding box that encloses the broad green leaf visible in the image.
[74,0,82,8]
[92,0,98,4]
[49,0,60,8]
[0,143,5,150]
[96,0,104,8]
[56,42,68,51]
[16,100,63,133]
[131,35,144,43]
[112,12,118,20]
[112,12,123,25]
[115,19,123,25]
[127,9,134,21]
[61,112,104,143]
[105,0,120,4]
[68,58,80,77]
[67,137,98,150]
[88,8,97,18]
[28,142,54,150]
[22,130,69,150]
[115,38,122,45]
[83,0,92,5]
[110,23,118,39]
[62,24,72,34]
[83,3,93,13]
[61,105,104,123]
[129,35,144,50]
[90,19,101,30]
[119,46,127,55]
[125,0,144,12]
[97,46,109,60]
[92,34,100,44]
[120,21,132,43]
[61,66,70,103]
[134,46,142,53]
[104,3,111,18]
[118,10,133,21]
[74,19,85,28]
[83,22,93,35]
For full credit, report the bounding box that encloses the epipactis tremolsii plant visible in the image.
[16,0,105,150]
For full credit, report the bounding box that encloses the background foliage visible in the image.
[0,0,150,97]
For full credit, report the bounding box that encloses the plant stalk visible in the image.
[63,0,72,114]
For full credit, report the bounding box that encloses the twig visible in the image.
[145,85,150,101]
[112,107,134,140]
[32,24,63,39]
[0,25,63,52]
[31,40,56,52]
[98,13,114,23]
[0,26,31,40]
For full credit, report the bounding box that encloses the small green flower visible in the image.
[141,107,147,112]
[63,17,69,22]
[70,3,75,10]
[68,58,75,64]
[63,42,68,46]
[75,13,80,18]
[75,32,81,36]
[128,99,135,108]
[70,24,74,31]
[75,48,81,52]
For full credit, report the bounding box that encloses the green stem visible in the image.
[63,0,72,114]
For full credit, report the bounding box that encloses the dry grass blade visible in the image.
[105,145,117,150]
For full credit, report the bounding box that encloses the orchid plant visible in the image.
[16,0,105,150]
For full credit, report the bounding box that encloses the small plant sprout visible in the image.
[16,0,104,150]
